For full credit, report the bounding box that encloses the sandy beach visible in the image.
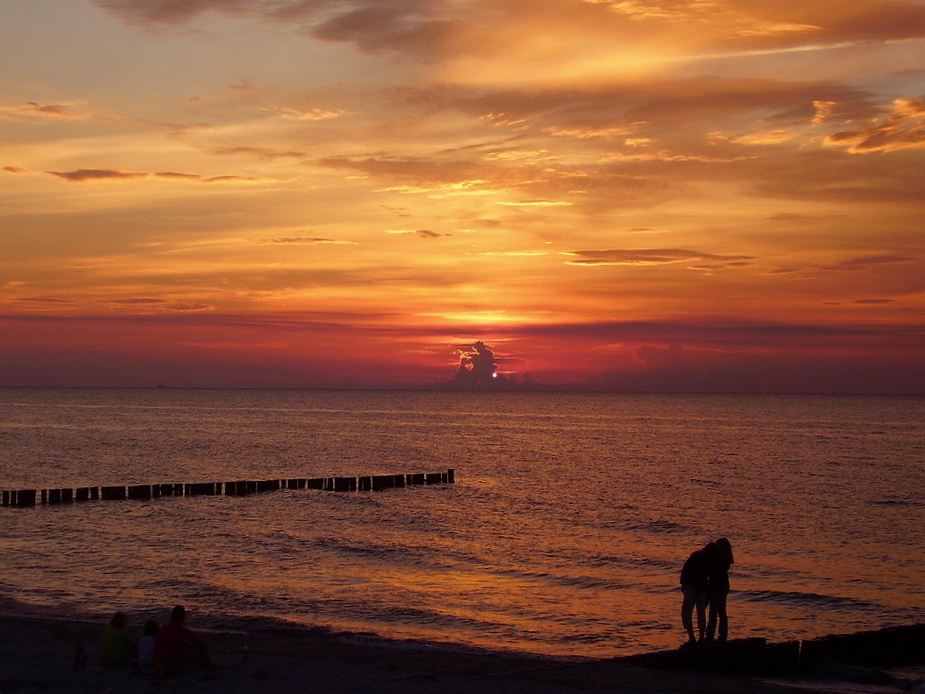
[0,614,822,694]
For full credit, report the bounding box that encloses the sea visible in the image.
[0,388,923,660]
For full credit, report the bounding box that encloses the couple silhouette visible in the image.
[679,537,734,648]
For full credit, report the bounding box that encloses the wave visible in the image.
[870,498,925,508]
[623,519,685,534]
[737,589,879,611]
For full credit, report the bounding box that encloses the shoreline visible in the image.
[3,613,922,694]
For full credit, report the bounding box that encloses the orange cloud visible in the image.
[826,98,925,153]
[564,248,754,268]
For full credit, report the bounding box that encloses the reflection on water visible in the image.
[0,389,923,658]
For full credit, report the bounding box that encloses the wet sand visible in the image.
[0,614,814,694]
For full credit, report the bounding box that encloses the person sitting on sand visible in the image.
[99,611,137,667]
[705,537,734,645]
[679,543,712,647]
[137,619,159,668]
[152,605,216,677]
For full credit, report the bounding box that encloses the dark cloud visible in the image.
[450,340,516,388]
[94,0,460,59]
[93,0,258,25]
[3,313,922,391]
[311,5,455,60]
[481,318,925,353]
[46,169,260,184]
[3,166,28,174]
[93,0,925,64]
[23,102,78,118]
[167,303,213,311]
[267,236,340,243]
[564,248,754,267]
[14,296,74,304]
[48,169,146,182]
[590,343,925,395]
[201,175,260,182]
[101,298,166,305]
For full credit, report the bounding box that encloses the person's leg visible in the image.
[706,599,718,642]
[681,587,697,644]
[715,588,729,643]
[695,591,708,642]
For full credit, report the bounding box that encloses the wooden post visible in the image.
[129,485,152,500]
[16,490,37,507]
[333,477,355,492]
[256,479,280,493]
[101,486,126,501]
[372,475,394,492]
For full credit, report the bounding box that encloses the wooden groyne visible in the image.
[1,468,455,508]
[621,623,925,678]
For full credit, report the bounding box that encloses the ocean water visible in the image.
[0,388,923,659]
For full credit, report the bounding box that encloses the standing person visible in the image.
[706,537,734,645]
[153,605,216,677]
[679,543,712,648]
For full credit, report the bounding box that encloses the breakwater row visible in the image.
[1,468,456,508]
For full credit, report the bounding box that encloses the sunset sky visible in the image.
[2,0,924,391]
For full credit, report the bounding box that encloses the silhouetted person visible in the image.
[99,610,137,667]
[706,537,734,644]
[137,619,159,668]
[153,605,216,677]
[680,544,711,647]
